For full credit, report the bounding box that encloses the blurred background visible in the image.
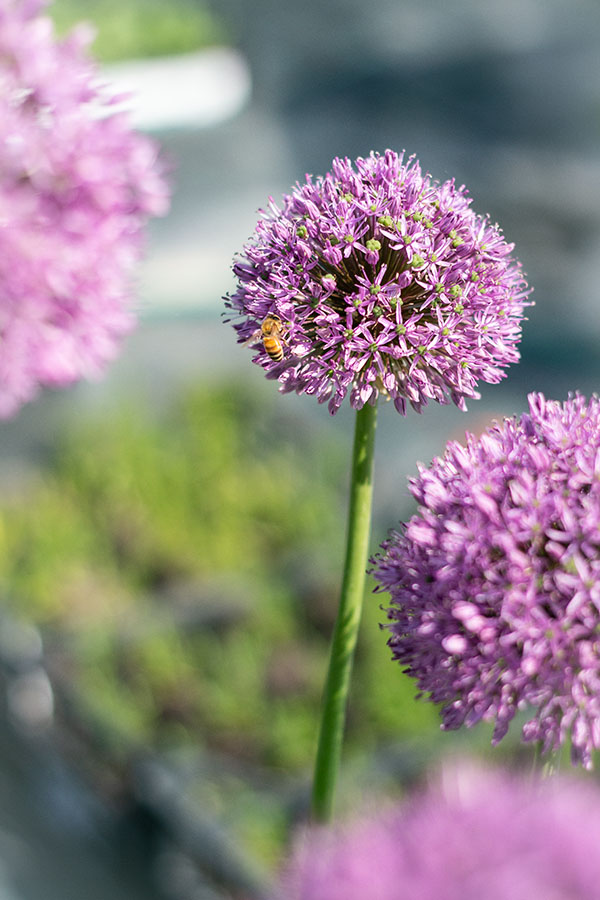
[0,0,599,897]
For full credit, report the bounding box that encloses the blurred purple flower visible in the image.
[0,0,169,417]
[225,150,530,414]
[373,392,600,768]
[282,765,600,899]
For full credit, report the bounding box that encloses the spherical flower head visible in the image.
[0,0,169,417]
[225,150,531,415]
[372,392,600,768]
[281,765,600,899]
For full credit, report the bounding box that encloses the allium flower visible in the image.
[225,150,530,414]
[282,765,600,899]
[0,0,169,417]
[373,392,600,768]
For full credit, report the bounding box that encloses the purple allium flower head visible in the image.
[372,392,600,768]
[0,0,169,417]
[225,150,530,414]
[282,765,600,899]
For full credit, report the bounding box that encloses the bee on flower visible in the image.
[225,150,531,415]
[260,314,287,361]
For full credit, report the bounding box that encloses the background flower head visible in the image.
[0,0,169,418]
[282,765,600,900]
[225,150,530,414]
[373,392,600,768]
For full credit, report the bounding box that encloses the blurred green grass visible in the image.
[50,0,227,62]
[0,381,444,868]
[0,382,439,769]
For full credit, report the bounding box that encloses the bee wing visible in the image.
[241,327,263,347]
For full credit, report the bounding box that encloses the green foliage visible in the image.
[353,574,441,746]
[0,382,440,764]
[49,0,227,63]
[0,381,442,864]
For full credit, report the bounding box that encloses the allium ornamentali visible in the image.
[282,765,600,900]
[225,150,530,415]
[373,392,600,768]
[0,0,169,417]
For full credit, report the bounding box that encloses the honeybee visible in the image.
[259,314,287,361]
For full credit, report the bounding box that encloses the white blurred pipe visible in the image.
[101,46,252,131]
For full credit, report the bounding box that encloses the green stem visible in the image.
[311,400,378,823]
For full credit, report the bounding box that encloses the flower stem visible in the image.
[311,400,378,823]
